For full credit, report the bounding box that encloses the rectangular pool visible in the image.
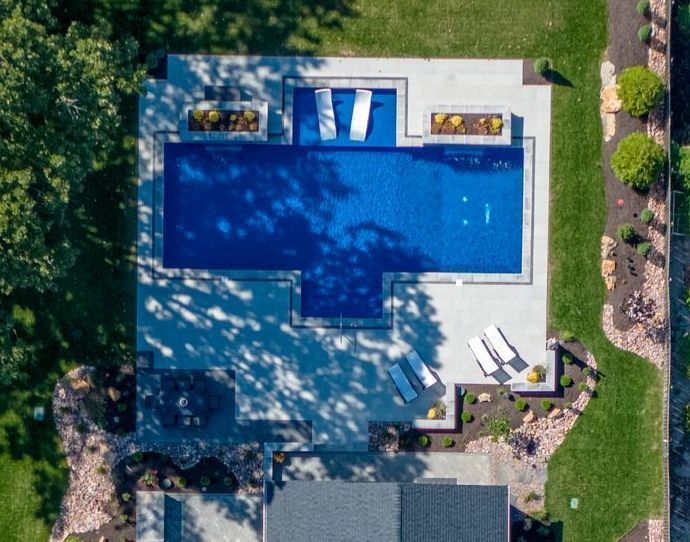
[162,142,525,319]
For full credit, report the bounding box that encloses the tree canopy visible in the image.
[0,0,144,381]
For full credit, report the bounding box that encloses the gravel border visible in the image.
[50,366,262,542]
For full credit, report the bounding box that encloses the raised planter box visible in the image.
[423,105,511,146]
[180,100,268,142]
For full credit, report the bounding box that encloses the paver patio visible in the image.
[137,56,551,445]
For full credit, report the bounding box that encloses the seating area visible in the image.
[143,372,222,428]
[388,349,438,404]
[468,325,529,385]
[315,87,372,142]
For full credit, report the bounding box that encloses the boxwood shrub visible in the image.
[441,435,454,447]
[637,241,652,256]
[533,57,550,75]
[464,392,476,404]
[560,375,573,388]
[636,0,650,15]
[540,399,552,411]
[640,208,654,224]
[515,398,528,411]
[618,66,664,117]
[461,411,473,423]
[611,133,665,189]
[617,223,636,243]
[638,23,652,43]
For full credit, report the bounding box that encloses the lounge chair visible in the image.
[388,363,418,403]
[349,89,372,142]
[467,336,511,385]
[315,88,337,141]
[405,350,437,389]
[483,325,529,373]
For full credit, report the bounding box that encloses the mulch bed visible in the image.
[77,452,240,542]
[619,520,653,542]
[604,0,664,331]
[372,342,593,453]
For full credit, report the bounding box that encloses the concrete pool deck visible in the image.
[137,56,551,446]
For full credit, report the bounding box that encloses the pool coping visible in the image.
[150,129,534,329]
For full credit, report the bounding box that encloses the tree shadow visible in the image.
[54,0,358,57]
[545,70,573,88]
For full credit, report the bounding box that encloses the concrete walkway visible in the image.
[275,451,492,485]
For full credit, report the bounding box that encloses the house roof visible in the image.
[264,480,508,542]
[265,480,401,542]
[401,483,509,542]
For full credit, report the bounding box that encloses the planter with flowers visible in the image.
[423,105,511,145]
[181,100,268,141]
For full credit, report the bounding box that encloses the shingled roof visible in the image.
[264,480,509,542]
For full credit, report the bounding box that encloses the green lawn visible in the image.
[1,1,662,540]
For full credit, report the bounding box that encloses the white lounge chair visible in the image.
[483,325,529,373]
[388,363,418,403]
[349,89,372,142]
[405,350,436,389]
[467,336,511,385]
[315,88,337,141]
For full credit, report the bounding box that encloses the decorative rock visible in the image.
[601,235,617,258]
[601,259,616,277]
[522,411,536,424]
[600,60,616,88]
[107,386,121,402]
[161,478,173,489]
[71,378,90,392]
[548,408,563,420]
[600,83,622,113]
[602,112,616,142]
[478,393,492,403]
[605,275,617,291]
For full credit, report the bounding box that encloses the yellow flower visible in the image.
[192,110,204,122]
[527,371,540,383]
[208,110,220,123]
[427,407,439,419]
[490,117,503,134]
[433,113,447,124]
[450,115,463,127]
[243,110,256,122]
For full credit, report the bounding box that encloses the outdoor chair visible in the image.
[209,395,221,409]
[315,88,337,141]
[387,363,418,403]
[405,350,437,389]
[483,325,529,373]
[467,336,512,385]
[349,89,372,141]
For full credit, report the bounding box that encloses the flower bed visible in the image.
[430,112,504,136]
[188,109,259,132]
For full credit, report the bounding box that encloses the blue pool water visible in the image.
[293,87,397,147]
[163,143,524,319]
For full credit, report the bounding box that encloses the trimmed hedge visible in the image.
[611,133,665,189]
[618,66,664,117]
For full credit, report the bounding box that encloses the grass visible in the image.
[1,1,661,540]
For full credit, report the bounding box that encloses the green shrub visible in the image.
[116,402,127,412]
[640,208,654,224]
[531,509,550,523]
[618,66,663,117]
[525,490,540,503]
[611,133,665,189]
[564,401,573,409]
[177,476,187,488]
[481,413,511,442]
[441,435,454,447]
[461,411,474,423]
[121,492,131,503]
[141,468,157,487]
[638,23,652,43]
[417,434,430,447]
[96,464,108,475]
[541,399,552,411]
[636,0,650,15]
[562,352,573,365]
[200,475,211,487]
[515,398,528,412]
[132,451,143,463]
[533,57,550,75]
[578,382,589,392]
[560,375,573,388]
[119,514,129,525]
[582,366,592,377]
[464,392,476,404]
[685,403,690,432]
[617,223,636,242]
[637,241,652,256]
[675,145,690,190]
[560,330,575,342]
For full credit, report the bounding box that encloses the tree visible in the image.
[0,1,144,296]
[0,1,144,379]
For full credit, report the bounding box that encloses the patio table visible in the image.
[159,387,209,420]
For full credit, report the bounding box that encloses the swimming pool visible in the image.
[162,141,525,319]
